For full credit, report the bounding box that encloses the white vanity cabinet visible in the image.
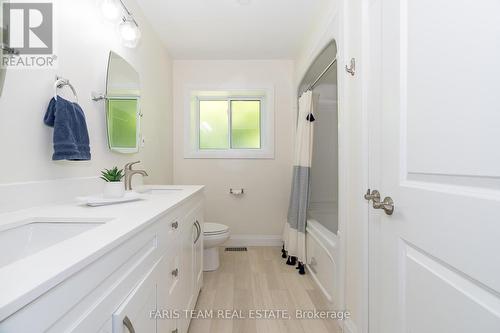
[112,259,162,333]
[176,201,204,333]
[0,190,204,333]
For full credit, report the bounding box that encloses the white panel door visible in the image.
[369,0,500,332]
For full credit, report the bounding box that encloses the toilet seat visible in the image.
[203,222,229,236]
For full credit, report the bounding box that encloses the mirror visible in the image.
[0,1,7,97]
[105,51,141,154]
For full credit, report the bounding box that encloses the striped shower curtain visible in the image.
[282,90,315,274]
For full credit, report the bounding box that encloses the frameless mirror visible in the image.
[105,51,141,154]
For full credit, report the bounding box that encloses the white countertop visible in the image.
[0,185,204,321]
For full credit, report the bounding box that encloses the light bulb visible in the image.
[100,0,121,22]
[119,19,141,48]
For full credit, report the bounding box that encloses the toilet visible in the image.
[203,222,230,271]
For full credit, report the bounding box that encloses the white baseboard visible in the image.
[223,234,282,247]
[343,319,358,333]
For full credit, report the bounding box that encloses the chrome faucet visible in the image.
[124,161,148,191]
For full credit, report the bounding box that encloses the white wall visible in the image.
[294,1,368,332]
[294,1,340,89]
[0,0,173,209]
[172,60,294,241]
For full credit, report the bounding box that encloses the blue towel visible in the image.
[44,96,91,161]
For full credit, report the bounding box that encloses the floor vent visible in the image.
[225,247,248,252]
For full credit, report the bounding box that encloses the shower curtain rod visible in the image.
[307,57,337,92]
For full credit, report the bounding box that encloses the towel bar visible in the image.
[54,76,78,102]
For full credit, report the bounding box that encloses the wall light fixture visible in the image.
[100,0,141,48]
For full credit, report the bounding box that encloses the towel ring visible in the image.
[54,76,78,103]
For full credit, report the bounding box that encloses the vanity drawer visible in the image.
[157,255,181,333]
[167,255,181,296]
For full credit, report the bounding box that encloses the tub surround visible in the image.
[306,219,338,308]
[0,185,203,324]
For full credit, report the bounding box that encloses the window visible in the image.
[230,100,261,149]
[185,89,274,159]
[199,100,230,149]
[199,99,261,150]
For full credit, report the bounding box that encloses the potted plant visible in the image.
[101,167,125,198]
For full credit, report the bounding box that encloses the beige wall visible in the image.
[172,60,294,237]
[0,0,173,186]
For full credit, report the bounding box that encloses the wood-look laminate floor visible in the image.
[188,247,341,333]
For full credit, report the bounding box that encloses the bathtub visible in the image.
[306,219,339,307]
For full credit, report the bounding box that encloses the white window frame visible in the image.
[184,87,275,159]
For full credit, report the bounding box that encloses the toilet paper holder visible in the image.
[229,188,245,195]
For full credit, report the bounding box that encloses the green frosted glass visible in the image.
[231,100,261,149]
[107,99,138,148]
[199,100,229,149]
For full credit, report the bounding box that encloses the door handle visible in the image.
[171,221,179,230]
[364,189,395,215]
[364,189,380,202]
[172,268,179,277]
[123,316,136,333]
[373,196,395,215]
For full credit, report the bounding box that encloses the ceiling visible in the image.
[137,0,334,59]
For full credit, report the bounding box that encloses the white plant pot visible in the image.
[103,182,125,198]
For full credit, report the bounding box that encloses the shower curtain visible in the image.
[282,90,315,274]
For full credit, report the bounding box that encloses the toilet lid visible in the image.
[203,222,229,235]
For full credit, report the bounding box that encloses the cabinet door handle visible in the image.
[172,329,178,333]
[194,220,201,244]
[172,268,179,277]
[171,221,179,230]
[123,316,136,333]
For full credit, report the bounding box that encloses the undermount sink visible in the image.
[0,218,109,268]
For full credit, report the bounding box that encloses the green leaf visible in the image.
[100,166,124,182]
